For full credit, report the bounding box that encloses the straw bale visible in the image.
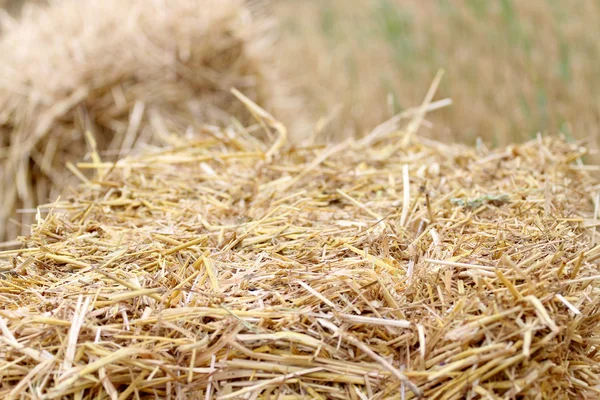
[0,0,295,242]
[0,106,599,399]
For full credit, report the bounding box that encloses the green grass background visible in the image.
[275,0,600,149]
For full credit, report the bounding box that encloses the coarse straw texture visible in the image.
[0,0,297,242]
[0,98,599,399]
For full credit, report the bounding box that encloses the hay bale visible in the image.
[0,0,294,242]
[0,108,598,398]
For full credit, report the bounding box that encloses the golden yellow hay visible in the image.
[0,103,598,398]
[0,0,298,242]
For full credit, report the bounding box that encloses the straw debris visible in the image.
[0,109,599,398]
[0,0,296,241]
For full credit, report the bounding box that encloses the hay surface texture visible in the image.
[1,119,600,399]
[0,0,291,242]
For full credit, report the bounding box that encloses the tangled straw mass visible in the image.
[0,1,599,399]
[1,100,599,398]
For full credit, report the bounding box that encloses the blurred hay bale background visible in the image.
[0,0,301,242]
[272,0,600,147]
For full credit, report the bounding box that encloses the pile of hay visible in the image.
[0,0,297,242]
[1,103,599,399]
